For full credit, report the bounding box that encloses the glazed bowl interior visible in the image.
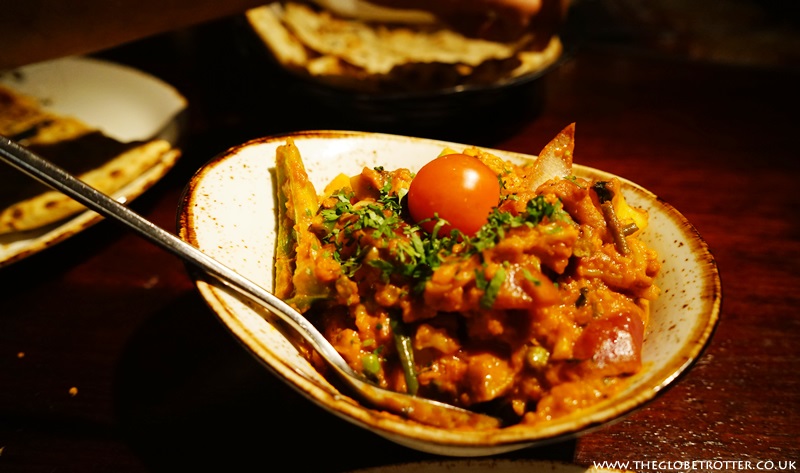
[178,130,720,457]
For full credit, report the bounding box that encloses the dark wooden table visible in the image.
[2,4,798,472]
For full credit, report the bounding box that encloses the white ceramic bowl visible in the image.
[178,130,721,457]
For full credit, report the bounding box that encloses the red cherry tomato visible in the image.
[407,154,501,236]
[573,313,644,374]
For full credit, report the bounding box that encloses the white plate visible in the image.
[0,56,187,267]
[179,130,721,457]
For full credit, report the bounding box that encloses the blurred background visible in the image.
[80,0,798,153]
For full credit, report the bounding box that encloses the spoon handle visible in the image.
[0,136,351,374]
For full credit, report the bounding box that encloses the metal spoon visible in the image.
[0,136,501,430]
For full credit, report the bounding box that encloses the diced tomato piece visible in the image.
[573,313,644,374]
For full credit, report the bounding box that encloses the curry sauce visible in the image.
[275,133,661,427]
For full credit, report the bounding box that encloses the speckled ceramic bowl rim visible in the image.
[178,130,721,456]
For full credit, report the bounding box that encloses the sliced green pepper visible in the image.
[274,139,330,312]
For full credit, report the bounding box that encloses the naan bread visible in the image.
[247,2,563,93]
[0,85,180,234]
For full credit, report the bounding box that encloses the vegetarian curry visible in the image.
[274,124,661,427]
